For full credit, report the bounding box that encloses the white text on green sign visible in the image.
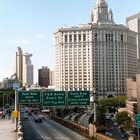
[43,91,65,107]
[68,91,90,106]
[18,91,41,104]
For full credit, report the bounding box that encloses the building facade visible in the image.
[2,78,16,89]
[16,47,34,87]
[126,12,140,58]
[38,66,50,87]
[22,53,34,87]
[54,0,137,98]
[126,59,140,127]
[16,47,23,86]
[49,69,55,86]
[126,77,137,122]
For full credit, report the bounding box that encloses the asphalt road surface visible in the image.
[22,116,87,140]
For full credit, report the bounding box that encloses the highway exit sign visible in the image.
[18,91,41,104]
[43,91,65,107]
[68,91,90,106]
[134,114,140,128]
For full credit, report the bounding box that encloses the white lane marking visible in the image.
[43,136,71,140]
[42,136,52,140]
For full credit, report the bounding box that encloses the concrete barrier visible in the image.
[18,126,22,131]
[51,115,116,140]
[51,115,89,138]
[18,131,23,137]
[17,111,24,140]
[96,133,114,140]
[18,136,24,140]
[18,121,21,125]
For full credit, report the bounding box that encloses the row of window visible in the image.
[64,34,88,42]
[94,33,127,42]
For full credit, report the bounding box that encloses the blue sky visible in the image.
[0,0,140,82]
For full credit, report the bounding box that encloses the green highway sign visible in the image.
[134,114,140,128]
[68,91,90,106]
[43,91,65,107]
[18,91,41,104]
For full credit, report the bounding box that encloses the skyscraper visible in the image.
[15,47,34,87]
[126,12,140,58]
[38,66,50,87]
[16,47,23,86]
[23,53,34,87]
[54,0,137,98]
[49,69,55,86]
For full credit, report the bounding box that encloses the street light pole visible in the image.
[93,91,96,123]
[91,88,97,123]
[14,88,18,132]
[3,92,4,109]
[137,127,140,140]
[13,82,19,132]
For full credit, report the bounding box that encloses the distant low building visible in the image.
[2,77,16,89]
[126,59,140,126]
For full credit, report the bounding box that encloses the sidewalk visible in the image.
[0,119,17,140]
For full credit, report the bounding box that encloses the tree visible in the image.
[0,89,15,108]
[99,96,126,109]
[115,111,131,130]
[96,105,106,125]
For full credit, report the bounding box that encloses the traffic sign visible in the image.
[68,91,90,106]
[18,91,41,104]
[13,83,20,90]
[43,91,65,107]
[134,114,140,128]
[12,111,18,118]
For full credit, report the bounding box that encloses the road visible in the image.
[106,118,128,140]
[22,115,87,140]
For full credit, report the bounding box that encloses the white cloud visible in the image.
[36,34,46,39]
[9,40,32,45]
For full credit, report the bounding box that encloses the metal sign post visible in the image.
[138,126,140,140]
[13,83,19,132]
[134,114,140,140]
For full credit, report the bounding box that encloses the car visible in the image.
[105,131,113,137]
[121,132,127,138]
[126,131,133,136]
[0,111,4,116]
[35,117,42,123]
[22,115,29,120]
[105,115,110,120]
[28,112,32,116]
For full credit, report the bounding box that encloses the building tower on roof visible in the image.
[89,0,114,24]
